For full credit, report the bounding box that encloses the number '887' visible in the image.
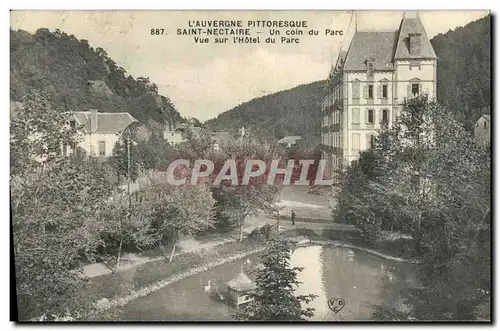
[150,29,166,35]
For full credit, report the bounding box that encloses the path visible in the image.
[83,186,343,279]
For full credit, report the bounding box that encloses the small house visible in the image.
[475,114,491,146]
[278,136,302,148]
[225,269,256,308]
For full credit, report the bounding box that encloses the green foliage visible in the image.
[175,129,282,236]
[10,28,182,133]
[11,91,117,320]
[206,14,490,141]
[110,136,141,182]
[234,235,318,321]
[149,184,217,245]
[337,95,491,320]
[10,90,81,175]
[205,81,325,148]
[431,14,491,131]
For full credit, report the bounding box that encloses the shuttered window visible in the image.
[366,109,375,124]
[352,81,360,99]
[352,108,360,124]
[382,109,389,125]
[352,133,360,151]
[98,141,106,156]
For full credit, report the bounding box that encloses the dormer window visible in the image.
[367,61,374,77]
[409,33,422,55]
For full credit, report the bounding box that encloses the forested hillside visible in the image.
[205,81,326,147]
[431,14,491,131]
[10,28,183,133]
[206,14,491,139]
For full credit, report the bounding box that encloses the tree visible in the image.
[363,97,491,320]
[110,133,141,182]
[210,134,282,240]
[10,90,80,175]
[175,129,282,239]
[235,235,318,321]
[11,91,119,319]
[149,184,216,262]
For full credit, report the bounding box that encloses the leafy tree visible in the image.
[360,96,491,320]
[209,134,282,240]
[110,133,141,182]
[10,28,182,140]
[235,235,318,321]
[150,184,216,261]
[10,90,80,175]
[174,128,282,239]
[11,91,117,319]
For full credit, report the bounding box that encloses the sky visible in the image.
[10,10,489,121]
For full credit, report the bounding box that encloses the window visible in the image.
[352,80,360,99]
[382,85,388,98]
[484,122,487,129]
[70,120,76,129]
[98,141,106,156]
[367,62,374,76]
[368,134,376,149]
[412,84,420,96]
[368,109,375,124]
[352,133,360,151]
[382,109,389,125]
[368,84,374,99]
[352,108,360,124]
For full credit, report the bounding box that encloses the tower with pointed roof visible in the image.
[321,13,437,182]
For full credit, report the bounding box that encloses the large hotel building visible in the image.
[321,14,437,182]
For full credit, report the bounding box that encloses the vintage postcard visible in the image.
[10,10,491,322]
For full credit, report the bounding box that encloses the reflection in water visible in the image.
[115,245,415,321]
[290,245,327,320]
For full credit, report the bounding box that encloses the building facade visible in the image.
[65,109,138,158]
[475,114,491,146]
[321,14,437,182]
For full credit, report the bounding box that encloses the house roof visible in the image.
[278,136,302,144]
[478,114,491,123]
[342,16,436,72]
[73,111,138,134]
[344,31,398,71]
[393,17,437,60]
[226,271,256,292]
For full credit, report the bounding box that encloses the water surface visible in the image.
[116,245,416,321]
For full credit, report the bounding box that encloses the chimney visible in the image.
[90,109,98,133]
[409,33,421,56]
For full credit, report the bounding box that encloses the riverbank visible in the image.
[78,227,417,320]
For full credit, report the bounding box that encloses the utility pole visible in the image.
[127,133,132,208]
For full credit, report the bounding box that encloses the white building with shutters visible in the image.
[321,13,437,183]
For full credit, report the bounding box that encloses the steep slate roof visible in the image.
[479,114,491,123]
[343,16,436,71]
[394,17,437,60]
[73,111,138,134]
[343,31,398,71]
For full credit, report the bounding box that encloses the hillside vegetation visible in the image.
[431,14,491,131]
[205,81,326,148]
[10,28,182,133]
[206,14,491,139]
